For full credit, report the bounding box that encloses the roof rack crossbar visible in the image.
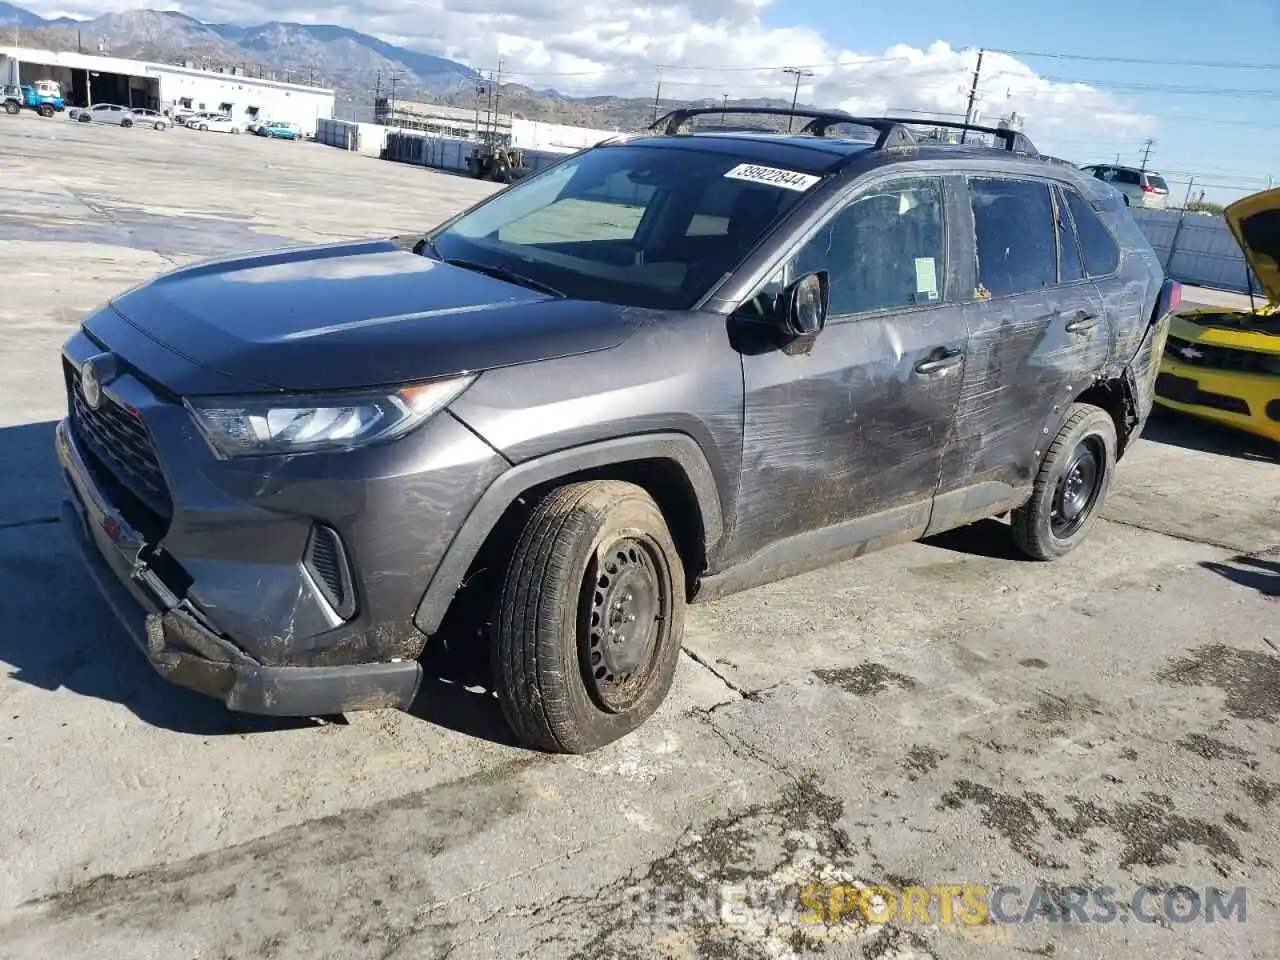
[874,117,1039,155]
[649,105,895,140]
[797,114,917,149]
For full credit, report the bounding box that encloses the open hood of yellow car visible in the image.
[1224,187,1280,308]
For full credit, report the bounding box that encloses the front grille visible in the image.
[1155,373,1251,416]
[65,359,173,524]
[1165,336,1280,376]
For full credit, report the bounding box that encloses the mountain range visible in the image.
[0,5,812,130]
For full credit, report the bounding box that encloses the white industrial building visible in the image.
[0,46,334,135]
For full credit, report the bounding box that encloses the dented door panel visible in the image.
[731,307,968,561]
[941,282,1110,494]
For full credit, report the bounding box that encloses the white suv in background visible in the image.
[1078,164,1170,209]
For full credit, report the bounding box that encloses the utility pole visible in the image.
[482,71,493,140]
[492,59,503,141]
[720,92,729,124]
[1139,138,1155,172]
[961,48,985,144]
[388,73,401,128]
[651,66,663,125]
[1182,176,1196,210]
[782,66,813,132]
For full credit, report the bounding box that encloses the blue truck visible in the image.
[2,80,66,117]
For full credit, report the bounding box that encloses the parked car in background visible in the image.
[177,111,215,128]
[55,106,1179,753]
[193,114,243,134]
[1156,186,1280,442]
[129,108,171,130]
[257,119,301,140]
[75,103,137,127]
[1079,164,1170,209]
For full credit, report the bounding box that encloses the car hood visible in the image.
[1224,187,1280,309]
[104,238,648,394]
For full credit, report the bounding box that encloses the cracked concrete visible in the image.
[0,111,1277,960]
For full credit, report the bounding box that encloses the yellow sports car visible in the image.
[1155,187,1280,443]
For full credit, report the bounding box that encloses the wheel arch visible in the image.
[1033,373,1140,468]
[412,432,724,637]
[1073,379,1135,455]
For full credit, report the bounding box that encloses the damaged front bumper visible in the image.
[56,419,424,716]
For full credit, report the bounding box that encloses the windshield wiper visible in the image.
[441,257,566,298]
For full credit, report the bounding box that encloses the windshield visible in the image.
[429,144,823,310]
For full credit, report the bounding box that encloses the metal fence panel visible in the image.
[1130,208,1252,294]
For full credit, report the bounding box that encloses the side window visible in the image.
[1064,188,1121,277]
[970,178,1057,297]
[791,177,946,317]
[1055,187,1084,283]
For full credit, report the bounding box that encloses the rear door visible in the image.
[939,174,1108,504]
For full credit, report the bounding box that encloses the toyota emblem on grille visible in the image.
[80,353,117,410]
[1178,345,1203,361]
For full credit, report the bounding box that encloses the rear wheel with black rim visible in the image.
[493,480,686,754]
[1011,403,1118,560]
[3,101,18,115]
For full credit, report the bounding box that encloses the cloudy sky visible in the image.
[28,0,1280,202]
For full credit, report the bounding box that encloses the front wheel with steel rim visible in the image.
[494,480,686,753]
[1012,403,1118,560]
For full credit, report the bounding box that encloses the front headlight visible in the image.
[186,375,475,459]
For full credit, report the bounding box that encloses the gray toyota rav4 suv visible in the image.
[58,108,1179,753]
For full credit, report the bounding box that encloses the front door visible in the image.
[939,175,1111,505]
[729,173,969,561]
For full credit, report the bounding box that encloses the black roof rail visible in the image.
[647,106,917,150]
[876,117,1039,155]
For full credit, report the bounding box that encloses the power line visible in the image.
[994,48,1280,71]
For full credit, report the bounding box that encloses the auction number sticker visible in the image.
[724,163,821,192]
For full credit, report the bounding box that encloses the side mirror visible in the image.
[780,271,829,337]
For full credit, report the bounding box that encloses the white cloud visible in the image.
[29,0,1157,140]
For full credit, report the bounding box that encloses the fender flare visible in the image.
[412,433,725,636]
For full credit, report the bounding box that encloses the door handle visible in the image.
[1065,311,1101,333]
[914,350,964,375]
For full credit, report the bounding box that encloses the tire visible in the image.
[1011,403,1118,561]
[154,121,164,130]
[199,124,208,131]
[37,105,53,118]
[120,118,132,128]
[493,480,687,754]
[3,101,18,115]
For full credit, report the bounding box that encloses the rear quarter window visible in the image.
[1064,188,1121,277]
